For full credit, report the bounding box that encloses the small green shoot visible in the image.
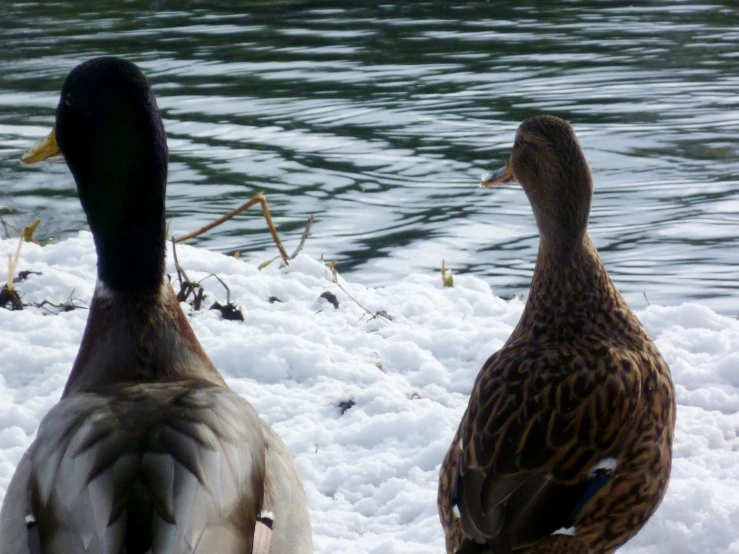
[441,259,454,288]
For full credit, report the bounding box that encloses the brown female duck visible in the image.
[0,57,312,554]
[438,115,675,554]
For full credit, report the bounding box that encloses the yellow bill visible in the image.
[20,126,64,164]
[480,165,515,188]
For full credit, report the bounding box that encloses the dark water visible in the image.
[1,1,738,313]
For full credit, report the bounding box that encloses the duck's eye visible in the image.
[514,137,523,148]
[65,93,74,107]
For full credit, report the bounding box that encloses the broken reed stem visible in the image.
[1,219,42,311]
[173,192,290,264]
[199,273,232,305]
[6,254,13,292]
[291,214,315,260]
[7,229,27,292]
[259,214,316,270]
[170,238,190,287]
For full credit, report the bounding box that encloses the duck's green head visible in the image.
[482,115,593,247]
[22,57,168,294]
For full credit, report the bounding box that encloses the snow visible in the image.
[1,232,738,553]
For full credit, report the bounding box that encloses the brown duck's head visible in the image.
[482,115,593,246]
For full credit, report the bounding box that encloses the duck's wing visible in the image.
[0,448,38,554]
[440,344,641,551]
[0,381,266,554]
[254,423,313,554]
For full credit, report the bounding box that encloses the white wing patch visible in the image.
[259,510,275,521]
[589,457,617,475]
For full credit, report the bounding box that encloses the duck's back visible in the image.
[439,317,675,553]
[1,380,265,554]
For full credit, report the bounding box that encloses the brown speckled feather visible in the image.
[438,115,675,554]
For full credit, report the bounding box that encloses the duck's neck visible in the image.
[88,196,167,294]
[72,136,168,294]
[63,277,225,397]
[96,231,166,294]
[511,234,642,343]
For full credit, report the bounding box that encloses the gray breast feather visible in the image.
[12,381,266,554]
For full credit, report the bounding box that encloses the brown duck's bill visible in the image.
[20,126,64,164]
[480,165,515,187]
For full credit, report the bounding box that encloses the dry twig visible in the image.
[171,238,204,305]
[291,215,315,260]
[35,290,87,314]
[170,238,241,318]
[327,263,392,325]
[173,192,290,264]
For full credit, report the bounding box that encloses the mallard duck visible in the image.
[0,57,312,554]
[438,115,675,554]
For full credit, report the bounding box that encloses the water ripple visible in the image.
[1,1,738,312]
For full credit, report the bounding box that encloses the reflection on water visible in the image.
[1,1,738,312]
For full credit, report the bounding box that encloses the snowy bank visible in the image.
[0,233,737,553]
